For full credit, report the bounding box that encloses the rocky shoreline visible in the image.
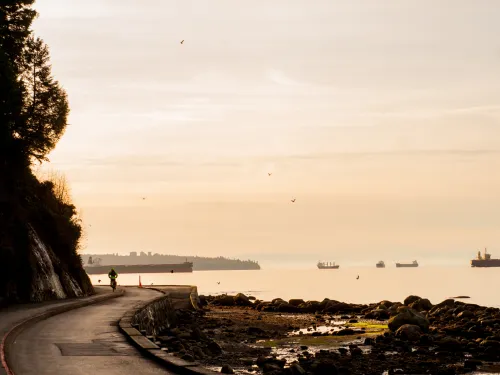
[139,293,500,375]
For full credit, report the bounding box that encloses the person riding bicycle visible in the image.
[108,268,118,287]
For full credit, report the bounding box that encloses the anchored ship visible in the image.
[376,261,385,268]
[471,248,500,267]
[317,261,340,269]
[84,261,194,274]
[395,260,418,268]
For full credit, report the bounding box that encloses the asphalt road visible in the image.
[8,287,174,375]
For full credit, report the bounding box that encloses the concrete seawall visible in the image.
[119,285,217,375]
[132,285,200,336]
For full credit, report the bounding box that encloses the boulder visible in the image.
[221,365,234,374]
[311,359,338,375]
[395,324,422,341]
[409,298,433,312]
[289,299,306,307]
[206,340,223,355]
[388,307,430,332]
[276,302,299,313]
[290,364,307,375]
[212,295,235,306]
[436,336,463,351]
[272,298,286,305]
[457,310,474,319]
[403,295,422,306]
[480,339,500,348]
[234,293,251,306]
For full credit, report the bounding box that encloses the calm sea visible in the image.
[88,266,500,307]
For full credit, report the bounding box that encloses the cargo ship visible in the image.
[395,260,418,268]
[471,248,500,267]
[84,261,193,275]
[317,261,340,269]
[376,261,385,268]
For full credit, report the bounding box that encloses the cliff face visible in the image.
[0,221,94,304]
[28,224,92,301]
[0,171,94,304]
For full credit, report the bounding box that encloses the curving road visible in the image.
[8,287,174,375]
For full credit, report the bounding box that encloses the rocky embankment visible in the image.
[140,293,500,375]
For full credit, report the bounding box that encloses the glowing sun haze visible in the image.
[32,0,500,266]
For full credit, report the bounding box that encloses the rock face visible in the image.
[0,221,94,303]
[395,324,422,341]
[388,307,430,332]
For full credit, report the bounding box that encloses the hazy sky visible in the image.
[32,0,500,265]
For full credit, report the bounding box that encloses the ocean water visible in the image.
[88,266,500,307]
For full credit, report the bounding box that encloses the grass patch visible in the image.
[256,331,385,348]
[347,322,388,330]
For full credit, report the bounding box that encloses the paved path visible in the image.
[8,287,174,375]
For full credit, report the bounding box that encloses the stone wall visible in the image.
[131,286,200,337]
[132,295,177,336]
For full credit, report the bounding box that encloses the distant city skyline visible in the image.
[33,0,500,262]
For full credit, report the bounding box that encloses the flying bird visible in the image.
[217,282,220,285]
[291,198,296,203]
[356,275,360,280]
[180,40,184,44]
[142,197,146,200]
[268,173,272,176]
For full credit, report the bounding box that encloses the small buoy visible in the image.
[139,275,142,288]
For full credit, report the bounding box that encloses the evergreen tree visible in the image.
[1,1,68,164]
[0,0,36,164]
[18,36,69,162]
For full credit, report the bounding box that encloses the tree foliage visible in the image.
[0,1,93,302]
[1,1,69,164]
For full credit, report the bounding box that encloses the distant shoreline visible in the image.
[82,253,261,271]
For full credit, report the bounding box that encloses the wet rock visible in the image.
[181,353,194,362]
[366,308,390,320]
[190,326,206,340]
[311,359,338,375]
[395,324,422,341]
[263,363,282,374]
[324,302,351,314]
[212,295,235,306]
[338,348,348,355]
[464,359,482,370]
[234,293,252,306]
[457,310,474,319]
[276,302,299,313]
[403,295,421,306]
[436,336,462,351]
[290,364,306,375]
[480,339,500,348]
[409,298,433,312]
[337,367,350,375]
[388,307,430,332]
[241,358,254,366]
[336,328,355,336]
[206,340,223,355]
[192,346,205,359]
[221,364,234,374]
[272,298,287,305]
[363,337,374,345]
[350,347,362,356]
[289,299,305,307]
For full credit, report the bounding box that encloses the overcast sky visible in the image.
[32,0,500,265]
